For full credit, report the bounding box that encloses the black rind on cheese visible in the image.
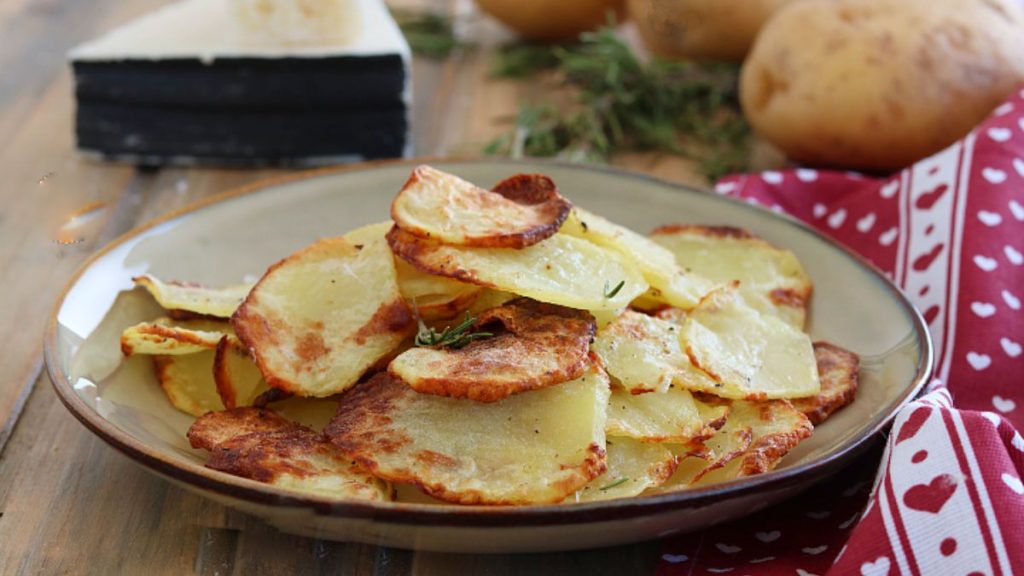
[76,101,407,163]
[73,55,406,110]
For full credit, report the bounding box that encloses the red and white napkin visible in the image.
[658,86,1024,576]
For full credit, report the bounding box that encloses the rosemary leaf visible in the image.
[415,312,493,349]
[603,280,625,299]
[599,477,629,491]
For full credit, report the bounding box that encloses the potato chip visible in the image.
[793,342,859,425]
[153,351,225,416]
[133,274,252,319]
[391,166,571,248]
[389,298,596,402]
[693,400,812,485]
[682,286,819,400]
[574,437,677,502]
[651,225,812,328]
[213,336,269,409]
[325,369,611,505]
[233,235,416,397]
[188,407,392,501]
[606,386,723,447]
[387,226,647,311]
[658,425,753,490]
[561,208,716,309]
[120,317,231,356]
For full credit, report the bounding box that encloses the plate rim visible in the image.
[44,157,934,528]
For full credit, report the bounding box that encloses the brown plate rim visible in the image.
[44,157,934,528]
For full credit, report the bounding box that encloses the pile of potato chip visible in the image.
[120,165,859,505]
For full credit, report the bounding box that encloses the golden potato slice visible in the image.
[391,165,571,248]
[682,286,819,400]
[133,274,252,319]
[793,342,860,425]
[574,437,677,502]
[346,221,481,321]
[606,386,719,445]
[120,317,231,356]
[389,298,596,402]
[325,369,611,505]
[659,425,753,490]
[213,336,269,410]
[233,236,416,397]
[561,208,716,309]
[593,310,695,394]
[386,226,647,311]
[651,225,812,328]
[153,351,225,416]
[188,407,392,501]
[693,400,812,485]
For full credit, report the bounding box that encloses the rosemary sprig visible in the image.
[604,280,625,299]
[599,477,629,491]
[392,10,469,59]
[415,312,493,349]
[490,42,567,78]
[485,27,751,180]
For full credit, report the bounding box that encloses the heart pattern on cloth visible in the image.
[828,208,848,229]
[857,213,877,232]
[813,203,828,218]
[802,545,829,555]
[661,554,689,564]
[762,171,783,184]
[880,180,900,198]
[995,102,1015,115]
[1001,337,1022,357]
[983,167,1008,184]
[1003,474,1024,495]
[796,168,818,182]
[903,474,958,513]
[989,127,1013,142]
[1006,245,1023,265]
[967,352,992,371]
[971,301,996,318]
[913,243,945,271]
[715,543,742,554]
[974,255,999,271]
[915,183,948,209]
[978,210,1003,226]
[993,396,1017,413]
[714,181,736,194]
[1004,290,1022,310]
[879,227,898,246]
[1015,157,1024,178]
[860,556,891,576]
[896,407,931,444]
[1011,200,1024,221]
[755,530,781,543]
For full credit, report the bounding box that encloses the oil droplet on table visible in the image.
[55,201,107,245]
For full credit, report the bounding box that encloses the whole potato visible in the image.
[740,0,1024,171]
[628,0,795,61]
[474,0,626,41]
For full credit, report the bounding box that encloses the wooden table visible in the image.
[0,1,766,573]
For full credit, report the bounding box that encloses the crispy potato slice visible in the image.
[347,221,481,321]
[693,400,812,485]
[682,286,819,400]
[188,407,392,501]
[651,225,812,328]
[120,317,231,356]
[233,236,416,397]
[154,351,225,416]
[389,298,596,402]
[325,369,611,505]
[606,386,723,446]
[574,437,677,502]
[561,208,716,309]
[793,342,860,425]
[133,274,252,319]
[391,166,571,248]
[658,425,753,490]
[594,310,696,394]
[213,336,269,410]
[387,226,647,311]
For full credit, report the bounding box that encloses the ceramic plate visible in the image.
[45,159,932,553]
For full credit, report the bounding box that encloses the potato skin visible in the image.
[628,0,795,61]
[740,0,1024,171]
[475,0,625,41]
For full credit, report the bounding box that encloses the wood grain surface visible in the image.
[0,1,751,574]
